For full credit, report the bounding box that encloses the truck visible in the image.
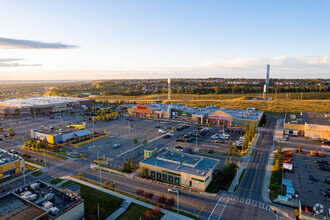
[310,150,325,157]
[283,150,293,157]
[283,163,294,173]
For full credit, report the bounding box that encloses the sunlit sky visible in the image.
[0,0,330,80]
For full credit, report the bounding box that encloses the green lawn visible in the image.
[31,170,43,177]
[118,203,164,220]
[60,180,123,220]
[206,164,237,193]
[50,178,62,185]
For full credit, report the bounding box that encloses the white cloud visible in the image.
[0,37,78,49]
[0,58,42,67]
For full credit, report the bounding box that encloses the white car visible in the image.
[158,129,167,134]
[113,143,121,148]
[168,188,180,194]
[211,134,219,139]
[168,132,174,136]
[239,136,244,140]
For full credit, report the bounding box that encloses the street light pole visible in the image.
[128,121,131,137]
[177,191,179,214]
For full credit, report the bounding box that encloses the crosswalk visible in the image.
[208,194,275,220]
[228,195,272,211]
[208,195,229,220]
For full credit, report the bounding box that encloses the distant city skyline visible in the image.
[1,0,330,80]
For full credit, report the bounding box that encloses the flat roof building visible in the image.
[0,96,91,116]
[284,112,330,140]
[31,125,92,145]
[4,180,85,220]
[140,149,220,191]
[0,149,25,181]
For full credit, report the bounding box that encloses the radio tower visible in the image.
[263,64,270,98]
[168,77,171,100]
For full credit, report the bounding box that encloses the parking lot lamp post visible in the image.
[195,133,198,152]
[177,191,179,214]
[128,121,131,137]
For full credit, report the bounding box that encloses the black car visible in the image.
[176,127,183,131]
[322,141,330,145]
[185,138,194,142]
[155,125,161,128]
[183,134,192,139]
[175,146,183,149]
[163,135,171,139]
[187,149,194,154]
[314,160,329,165]
[208,149,214,153]
[176,138,185,142]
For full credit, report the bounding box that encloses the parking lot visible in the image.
[281,136,330,215]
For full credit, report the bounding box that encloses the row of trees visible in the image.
[122,158,135,173]
[136,189,176,208]
[24,140,46,151]
[242,122,256,151]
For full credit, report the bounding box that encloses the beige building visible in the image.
[140,149,220,191]
[0,149,25,180]
[284,112,330,140]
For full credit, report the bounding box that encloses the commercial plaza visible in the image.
[125,104,264,127]
[140,148,220,191]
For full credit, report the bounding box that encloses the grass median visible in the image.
[118,203,164,220]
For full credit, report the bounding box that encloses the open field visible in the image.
[93,92,330,114]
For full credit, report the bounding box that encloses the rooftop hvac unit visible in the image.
[49,207,59,215]
[30,183,40,190]
[290,115,296,120]
[43,201,53,209]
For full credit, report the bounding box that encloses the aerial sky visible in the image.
[0,0,330,80]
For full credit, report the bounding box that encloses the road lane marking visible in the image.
[196,204,205,217]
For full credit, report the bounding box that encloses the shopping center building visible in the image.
[0,149,25,181]
[140,148,220,191]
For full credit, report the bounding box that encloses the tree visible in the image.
[157,194,167,205]
[77,172,83,178]
[122,160,128,172]
[224,157,228,167]
[104,180,110,187]
[164,126,167,131]
[229,156,233,165]
[141,167,148,176]
[92,116,97,122]
[153,204,162,216]
[242,137,249,151]
[130,159,135,170]
[136,188,144,196]
[142,138,148,144]
[144,210,154,220]
[8,127,12,132]
[228,141,233,154]
[133,138,138,145]
[110,181,116,188]
[166,197,175,208]
[104,129,107,135]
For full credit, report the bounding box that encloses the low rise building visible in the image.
[0,149,25,181]
[0,181,84,220]
[140,149,220,191]
[30,124,92,144]
[284,112,330,140]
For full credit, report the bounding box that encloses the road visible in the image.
[208,117,283,220]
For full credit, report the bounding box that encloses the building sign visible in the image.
[181,112,187,116]
[209,115,231,119]
[146,152,150,156]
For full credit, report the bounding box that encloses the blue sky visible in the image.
[0,0,330,80]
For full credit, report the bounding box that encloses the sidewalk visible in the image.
[68,177,195,220]
[262,151,296,220]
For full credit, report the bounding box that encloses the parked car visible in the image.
[176,138,185,142]
[318,165,330,171]
[155,125,161,128]
[176,127,183,131]
[321,189,330,198]
[113,143,121,148]
[215,139,225,143]
[322,141,330,145]
[163,134,171,139]
[218,134,229,140]
[174,146,183,149]
[211,134,219,139]
[314,160,329,165]
[187,149,194,154]
[323,179,330,184]
[168,188,180,194]
[8,149,18,154]
[158,129,167,134]
[183,134,192,139]
[222,133,230,137]
[208,149,214,153]
[185,138,193,142]
[168,132,174,136]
